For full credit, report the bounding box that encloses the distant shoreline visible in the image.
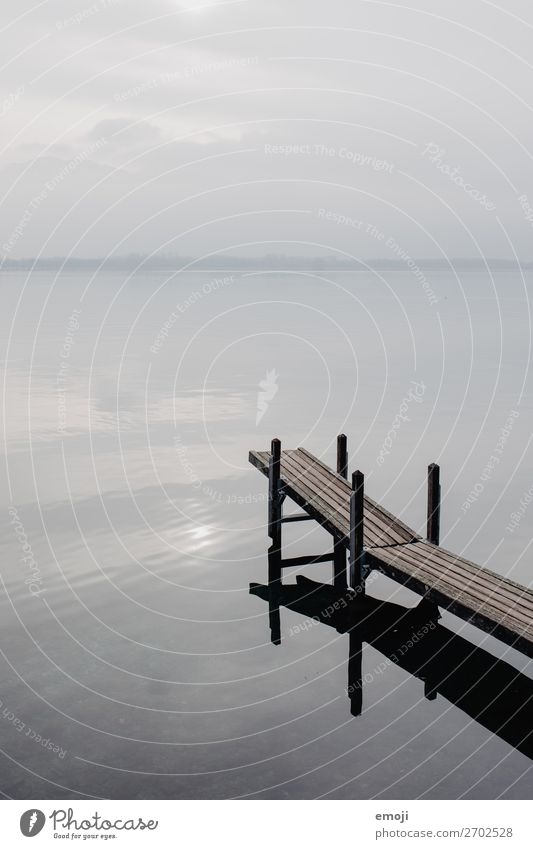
[2,255,532,272]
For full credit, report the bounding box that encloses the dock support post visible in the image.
[268,438,282,645]
[348,628,363,716]
[333,434,348,588]
[268,438,282,547]
[427,463,441,545]
[349,470,365,595]
[337,433,348,479]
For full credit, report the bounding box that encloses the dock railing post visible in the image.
[337,433,348,479]
[333,434,348,588]
[268,438,282,547]
[349,470,365,595]
[427,463,441,545]
[268,438,282,645]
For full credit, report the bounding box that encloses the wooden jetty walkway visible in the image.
[249,437,533,660]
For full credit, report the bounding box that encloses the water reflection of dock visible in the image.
[249,577,533,759]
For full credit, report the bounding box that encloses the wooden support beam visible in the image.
[268,439,282,644]
[349,470,365,594]
[280,513,314,524]
[427,463,441,545]
[334,435,348,587]
[332,432,347,588]
[280,552,335,568]
[337,433,348,479]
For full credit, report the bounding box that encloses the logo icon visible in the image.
[20,810,45,837]
[256,368,279,425]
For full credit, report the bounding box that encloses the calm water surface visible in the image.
[1,268,532,798]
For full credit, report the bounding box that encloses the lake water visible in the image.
[1,267,532,799]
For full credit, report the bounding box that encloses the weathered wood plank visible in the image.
[250,448,419,548]
[284,452,413,546]
[367,546,533,655]
[298,448,420,543]
[380,542,533,620]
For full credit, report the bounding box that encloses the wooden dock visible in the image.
[249,438,533,660]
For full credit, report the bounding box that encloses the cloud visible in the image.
[85,116,165,150]
[1,1,533,259]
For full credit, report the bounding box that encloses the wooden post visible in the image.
[348,628,363,716]
[268,438,282,645]
[349,470,365,594]
[333,434,348,587]
[427,463,441,545]
[333,538,347,589]
[337,433,348,479]
[268,438,282,547]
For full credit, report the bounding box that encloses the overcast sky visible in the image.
[2,0,533,261]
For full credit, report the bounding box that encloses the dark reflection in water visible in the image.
[250,576,533,760]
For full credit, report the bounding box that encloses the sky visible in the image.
[2,0,533,261]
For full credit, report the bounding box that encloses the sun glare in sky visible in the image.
[178,0,217,13]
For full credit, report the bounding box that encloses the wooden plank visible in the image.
[277,453,349,534]
[250,449,352,541]
[280,513,315,523]
[283,451,412,547]
[389,563,533,634]
[249,450,270,473]
[297,453,419,546]
[298,448,420,542]
[366,552,533,657]
[409,541,533,599]
[368,546,533,652]
[251,448,419,548]
[383,542,533,621]
[281,451,409,549]
[280,452,399,547]
[376,544,533,621]
[280,452,351,515]
[280,552,335,568]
